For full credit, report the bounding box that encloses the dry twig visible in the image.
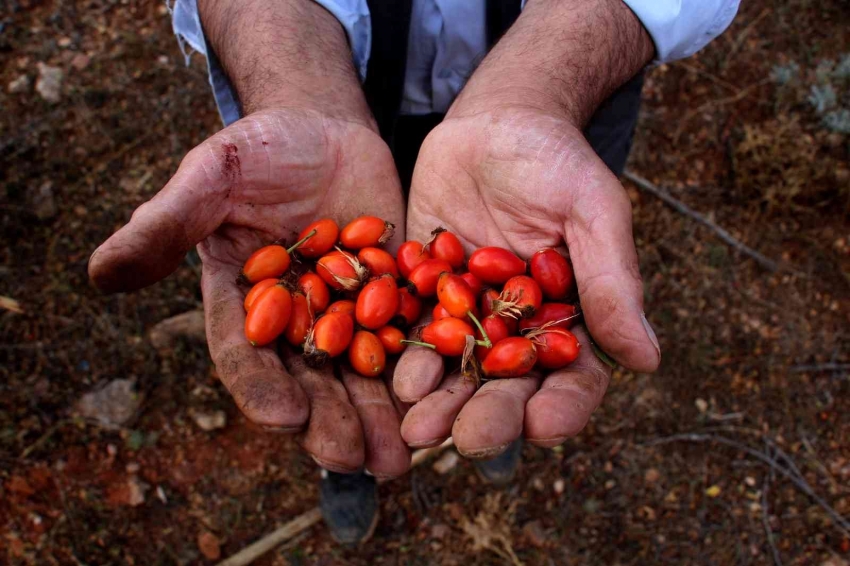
[762,444,783,566]
[624,171,781,272]
[673,61,739,92]
[646,433,850,537]
[790,363,850,373]
[19,419,70,459]
[216,439,455,566]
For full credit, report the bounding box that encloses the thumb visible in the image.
[565,168,660,373]
[88,141,235,293]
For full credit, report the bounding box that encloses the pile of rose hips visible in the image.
[240,216,581,381]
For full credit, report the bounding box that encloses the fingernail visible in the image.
[407,438,445,448]
[364,468,398,480]
[262,424,302,434]
[641,313,661,359]
[87,247,100,269]
[459,443,510,460]
[311,455,359,474]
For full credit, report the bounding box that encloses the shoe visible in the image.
[319,469,379,544]
[473,439,523,486]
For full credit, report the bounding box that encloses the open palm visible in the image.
[90,108,411,477]
[396,107,661,456]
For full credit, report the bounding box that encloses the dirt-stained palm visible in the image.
[90,109,411,477]
[395,107,661,456]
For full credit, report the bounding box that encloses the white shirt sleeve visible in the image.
[621,0,741,62]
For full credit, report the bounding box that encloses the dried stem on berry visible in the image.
[287,228,317,254]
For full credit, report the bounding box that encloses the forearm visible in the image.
[198,0,374,126]
[450,0,654,127]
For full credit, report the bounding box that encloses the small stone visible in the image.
[644,468,661,483]
[156,486,167,504]
[745,476,756,487]
[35,62,63,103]
[8,75,30,94]
[192,410,227,432]
[128,476,147,506]
[32,181,57,220]
[695,398,708,413]
[197,531,221,561]
[70,53,90,70]
[157,55,169,65]
[432,450,459,475]
[532,477,545,491]
[430,523,450,540]
[106,475,147,508]
[522,520,548,548]
[553,478,565,495]
[75,379,143,428]
[57,37,72,47]
[107,444,118,456]
[149,310,206,349]
[0,296,23,314]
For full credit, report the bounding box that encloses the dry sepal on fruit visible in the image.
[238,219,582,380]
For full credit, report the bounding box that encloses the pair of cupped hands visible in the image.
[89,0,661,478]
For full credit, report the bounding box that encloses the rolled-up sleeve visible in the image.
[621,0,740,62]
[170,0,372,126]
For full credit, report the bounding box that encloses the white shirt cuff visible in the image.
[622,0,741,62]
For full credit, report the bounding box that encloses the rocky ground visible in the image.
[1,0,848,564]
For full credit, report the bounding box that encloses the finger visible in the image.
[202,257,310,431]
[393,345,445,403]
[564,165,660,372]
[89,140,235,293]
[524,326,612,447]
[400,372,477,448]
[382,357,411,419]
[451,375,541,459]
[280,350,365,473]
[392,316,443,404]
[340,366,411,479]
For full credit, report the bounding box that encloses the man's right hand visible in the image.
[88,0,411,478]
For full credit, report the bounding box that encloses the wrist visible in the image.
[449,0,654,127]
[199,0,376,129]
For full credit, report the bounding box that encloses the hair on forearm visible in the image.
[451,0,654,125]
[197,0,371,122]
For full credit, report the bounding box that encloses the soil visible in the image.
[1,0,848,564]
